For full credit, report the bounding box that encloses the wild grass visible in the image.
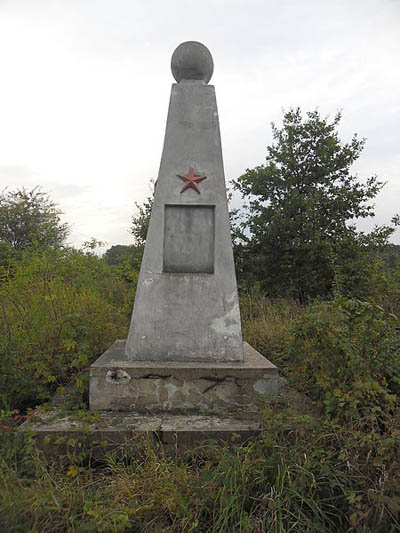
[240,292,304,372]
[2,402,398,532]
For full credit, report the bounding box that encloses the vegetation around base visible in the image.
[0,249,399,531]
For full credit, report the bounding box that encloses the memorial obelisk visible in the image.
[125,41,243,363]
[90,42,277,413]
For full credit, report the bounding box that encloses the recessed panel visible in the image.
[163,205,215,273]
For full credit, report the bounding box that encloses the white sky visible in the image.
[0,0,399,249]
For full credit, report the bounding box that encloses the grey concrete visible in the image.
[126,43,243,363]
[90,340,278,412]
[87,43,279,427]
[19,411,262,456]
[163,205,215,273]
[171,41,213,83]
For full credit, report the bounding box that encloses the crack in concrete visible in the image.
[201,375,244,393]
[139,374,173,379]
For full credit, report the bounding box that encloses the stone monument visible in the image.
[89,41,278,417]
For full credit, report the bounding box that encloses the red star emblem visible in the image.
[177,166,207,194]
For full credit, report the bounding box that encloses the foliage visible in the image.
[287,297,400,426]
[0,247,131,410]
[240,293,301,374]
[0,187,69,253]
[104,244,134,266]
[104,244,144,274]
[380,243,400,269]
[130,189,154,248]
[102,185,154,277]
[232,108,395,302]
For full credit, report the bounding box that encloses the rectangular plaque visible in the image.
[163,205,215,273]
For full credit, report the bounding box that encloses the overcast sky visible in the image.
[0,0,399,250]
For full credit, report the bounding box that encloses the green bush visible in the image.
[0,248,132,410]
[287,297,400,426]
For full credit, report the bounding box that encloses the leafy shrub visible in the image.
[0,248,132,410]
[367,258,400,317]
[287,297,400,425]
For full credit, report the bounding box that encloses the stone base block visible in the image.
[19,411,263,457]
[89,340,278,413]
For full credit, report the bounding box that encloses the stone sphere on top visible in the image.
[171,41,214,84]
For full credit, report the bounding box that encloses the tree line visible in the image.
[1,108,399,301]
[107,108,399,302]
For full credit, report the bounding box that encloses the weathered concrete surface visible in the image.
[163,205,215,273]
[19,411,262,456]
[171,41,214,83]
[90,340,278,412]
[125,49,243,363]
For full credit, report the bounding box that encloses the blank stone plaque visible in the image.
[163,205,215,273]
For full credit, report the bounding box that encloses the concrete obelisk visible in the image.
[89,42,277,414]
[125,41,243,363]
[21,42,279,454]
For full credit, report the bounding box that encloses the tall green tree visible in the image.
[232,108,394,302]
[0,187,69,252]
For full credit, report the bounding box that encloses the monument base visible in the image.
[89,340,278,413]
[18,411,264,457]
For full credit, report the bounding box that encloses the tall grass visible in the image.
[2,404,398,532]
[240,292,303,372]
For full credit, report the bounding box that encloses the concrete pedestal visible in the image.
[19,411,265,457]
[89,340,278,413]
